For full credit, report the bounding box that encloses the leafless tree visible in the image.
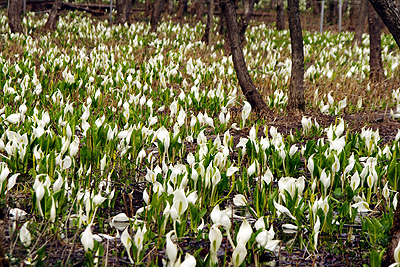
[150,0,164,32]
[115,0,134,24]
[239,0,256,43]
[287,0,304,111]
[353,0,368,45]
[42,0,63,31]
[368,3,384,81]
[201,0,214,45]
[219,0,269,111]
[8,0,23,33]
[276,0,285,30]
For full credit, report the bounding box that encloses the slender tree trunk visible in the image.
[201,0,214,45]
[177,0,187,18]
[306,0,312,9]
[239,0,255,43]
[276,0,285,30]
[195,0,205,21]
[269,0,277,10]
[8,0,23,33]
[368,3,384,81]
[145,0,152,17]
[327,0,337,24]
[366,2,400,266]
[353,0,368,45]
[165,0,174,15]
[312,0,320,15]
[116,0,133,24]
[368,0,400,48]
[217,8,226,34]
[287,0,305,111]
[348,3,357,31]
[150,0,164,32]
[43,0,62,31]
[219,0,269,111]
[383,205,400,266]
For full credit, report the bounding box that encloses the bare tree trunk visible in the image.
[43,0,62,31]
[312,0,320,14]
[150,0,164,31]
[145,0,152,17]
[368,0,400,48]
[116,0,133,24]
[276,0,285,30]
[195,0,205,21]
[353,0,368,45]
[239,0,255,43]
[8,0,23,33]
[368,3,384,81]
[306,0,312,9]
[201,0,214,45]
[219,0,269,111]
[327,0,337,24]
[348,2,357,31]
[166,0,174,15]
[177,0,187,18]
[269,0,277,10]
[287,0,305,111]
[364,2,400,265]
[217,8,226,34]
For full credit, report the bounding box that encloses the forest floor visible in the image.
[2,5,400,266]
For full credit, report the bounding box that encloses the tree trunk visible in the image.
[276,0,285,30]
[368,0,400,48]
[269,0,277,10]
[348,3,357,31]
[353,0,368,45]
[368,3,384,81]
[219,0,269,111]
[42,0,62,31]
[115,0,133,24]
[8,0,23,33]
[306,0,312,9]
[287,0,305,112]
[195,0,205,21]
[150,0,164,32]
[239,0,255,43]
[177,0,187,18]
[365,2,400,265]
[327,0,337,24]
[201,0,214,45]
[166,0,174,15]
[312,0,320,15]
[382,205,400,266]
[145,0,152,17]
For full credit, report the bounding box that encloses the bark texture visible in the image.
[195,0,205,21]
[327,0,338,23]
[177,0,188,18]
[368,3,384,81]
[43,0,62,31]
[8,0,23,33]
[382,205,400,266]
[239,0,255,43]
[287,0,305,111]
[219,0,268,111]
[276,0,285,30]
[116,0,134,24]
[201,0,214,45]
[312,0,320,15]
[353,0,368,45]
[166,0,174,15]
[150,0,164,32]
[368,0,400,48]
